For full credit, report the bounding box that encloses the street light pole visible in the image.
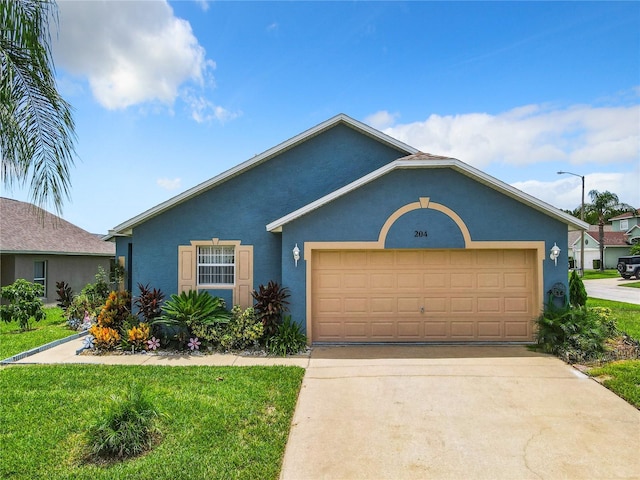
[558,171,585,277]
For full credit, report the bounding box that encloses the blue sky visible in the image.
[4,1,639,234]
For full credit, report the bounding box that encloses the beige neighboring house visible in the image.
[0,197,115,304]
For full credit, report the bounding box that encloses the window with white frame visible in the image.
[620,219,628,231]
[197,246,235,286]
[34,260,47,295]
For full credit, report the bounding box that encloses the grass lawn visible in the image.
[621,282,640,288]
[587,360,640,409]
[587,298,640,340]
[0,307,75,360]
[583,299,640,409]
[581,269,620,280]
[0,364,305,480]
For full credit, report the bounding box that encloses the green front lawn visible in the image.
[587,360,640,409]
[0,307,75,360]
[587,298,640,340]
[621,282,640,289]
[0,364,305,480]
[581,269,620,280]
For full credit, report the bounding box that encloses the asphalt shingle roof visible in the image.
[0,197,115,256]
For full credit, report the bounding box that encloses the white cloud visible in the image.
[183,91,241,124]
[378,102,640,169]
[512,169,640,212]
[365,110,400,130]
[157,177,182,191]
[54,0,214,112]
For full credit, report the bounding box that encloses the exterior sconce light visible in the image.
[293,244,300,267]
[550,243,561,266]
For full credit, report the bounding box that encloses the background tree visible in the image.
[1,0,76,214]
[585,190,634,271]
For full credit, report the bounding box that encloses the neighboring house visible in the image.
[610,209,640,245]
[0,197,115,304]
[570,210,638,270]
[106,114,587,344]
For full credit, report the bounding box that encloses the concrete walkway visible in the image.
[583,277,640,305]
[280,345,640,480]
[10,336,310,368]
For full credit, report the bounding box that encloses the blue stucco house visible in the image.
[106,114,587,344]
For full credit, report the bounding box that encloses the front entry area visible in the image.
[311,249,537,343]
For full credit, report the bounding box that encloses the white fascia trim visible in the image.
[105,114,417,240]
[266,158,589,232]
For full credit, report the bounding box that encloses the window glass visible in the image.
[197,246,235,286]
[34,261,46,294]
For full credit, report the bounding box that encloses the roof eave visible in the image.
[267,158,589,232]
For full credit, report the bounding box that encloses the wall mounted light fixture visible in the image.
[293,244,300,267]
[549,242,561,266]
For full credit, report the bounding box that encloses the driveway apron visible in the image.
[280,345,640,480]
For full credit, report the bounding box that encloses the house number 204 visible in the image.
[414,230,428,237]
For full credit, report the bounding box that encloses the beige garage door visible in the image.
[311,249,537,343]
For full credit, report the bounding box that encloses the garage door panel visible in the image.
[505,321,530,338]
[450,273,473,288]
[505,297,529,313]
[316,297,342,314]
[371,273,394,289]
[425,297,448,313]
[477,273,500,288]
[425,321,448,338]
[344,298,368,313]
[450,321,475,338]
[477,297,501,313]
[397,321,421,338]
[344,273,368,289]
[371,298,395,313]
[504,272,528,288]
[371,322,395,338]
[424,272,448,288]
[312,249,536,343]
[397,297,421,313]
[451,297,474,313]
[477,321,502,338]
[397,273,421,288]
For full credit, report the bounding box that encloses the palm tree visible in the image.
[1,0,76,214]
[585,190,634,271]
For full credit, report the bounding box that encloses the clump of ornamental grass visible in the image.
[83,383,163,463]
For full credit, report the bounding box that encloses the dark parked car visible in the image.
[617,255,640,279]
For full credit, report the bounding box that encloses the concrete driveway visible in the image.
[583,277,640,305]
[280,345,640,480]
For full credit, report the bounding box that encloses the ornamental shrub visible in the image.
[569,270,587,307]
[89,325,121,350]
[154,290,230,347]
[85,383,162,460]
[192,305,264,350]
[97,291,132,330]
[535,304,619,362]
[252,281,290,337]
[133,283,165,323]
[266,316,307,356]
[0,279,45,331]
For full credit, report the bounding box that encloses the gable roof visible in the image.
[0,197,115,256]
[106,114,418,239]
[570,230,631,248]
[610,209,639,221]
[267,152,589,232]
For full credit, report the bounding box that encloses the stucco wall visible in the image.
[2,254,112,304]
[280,168,569,332]
[116,124,409,299]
